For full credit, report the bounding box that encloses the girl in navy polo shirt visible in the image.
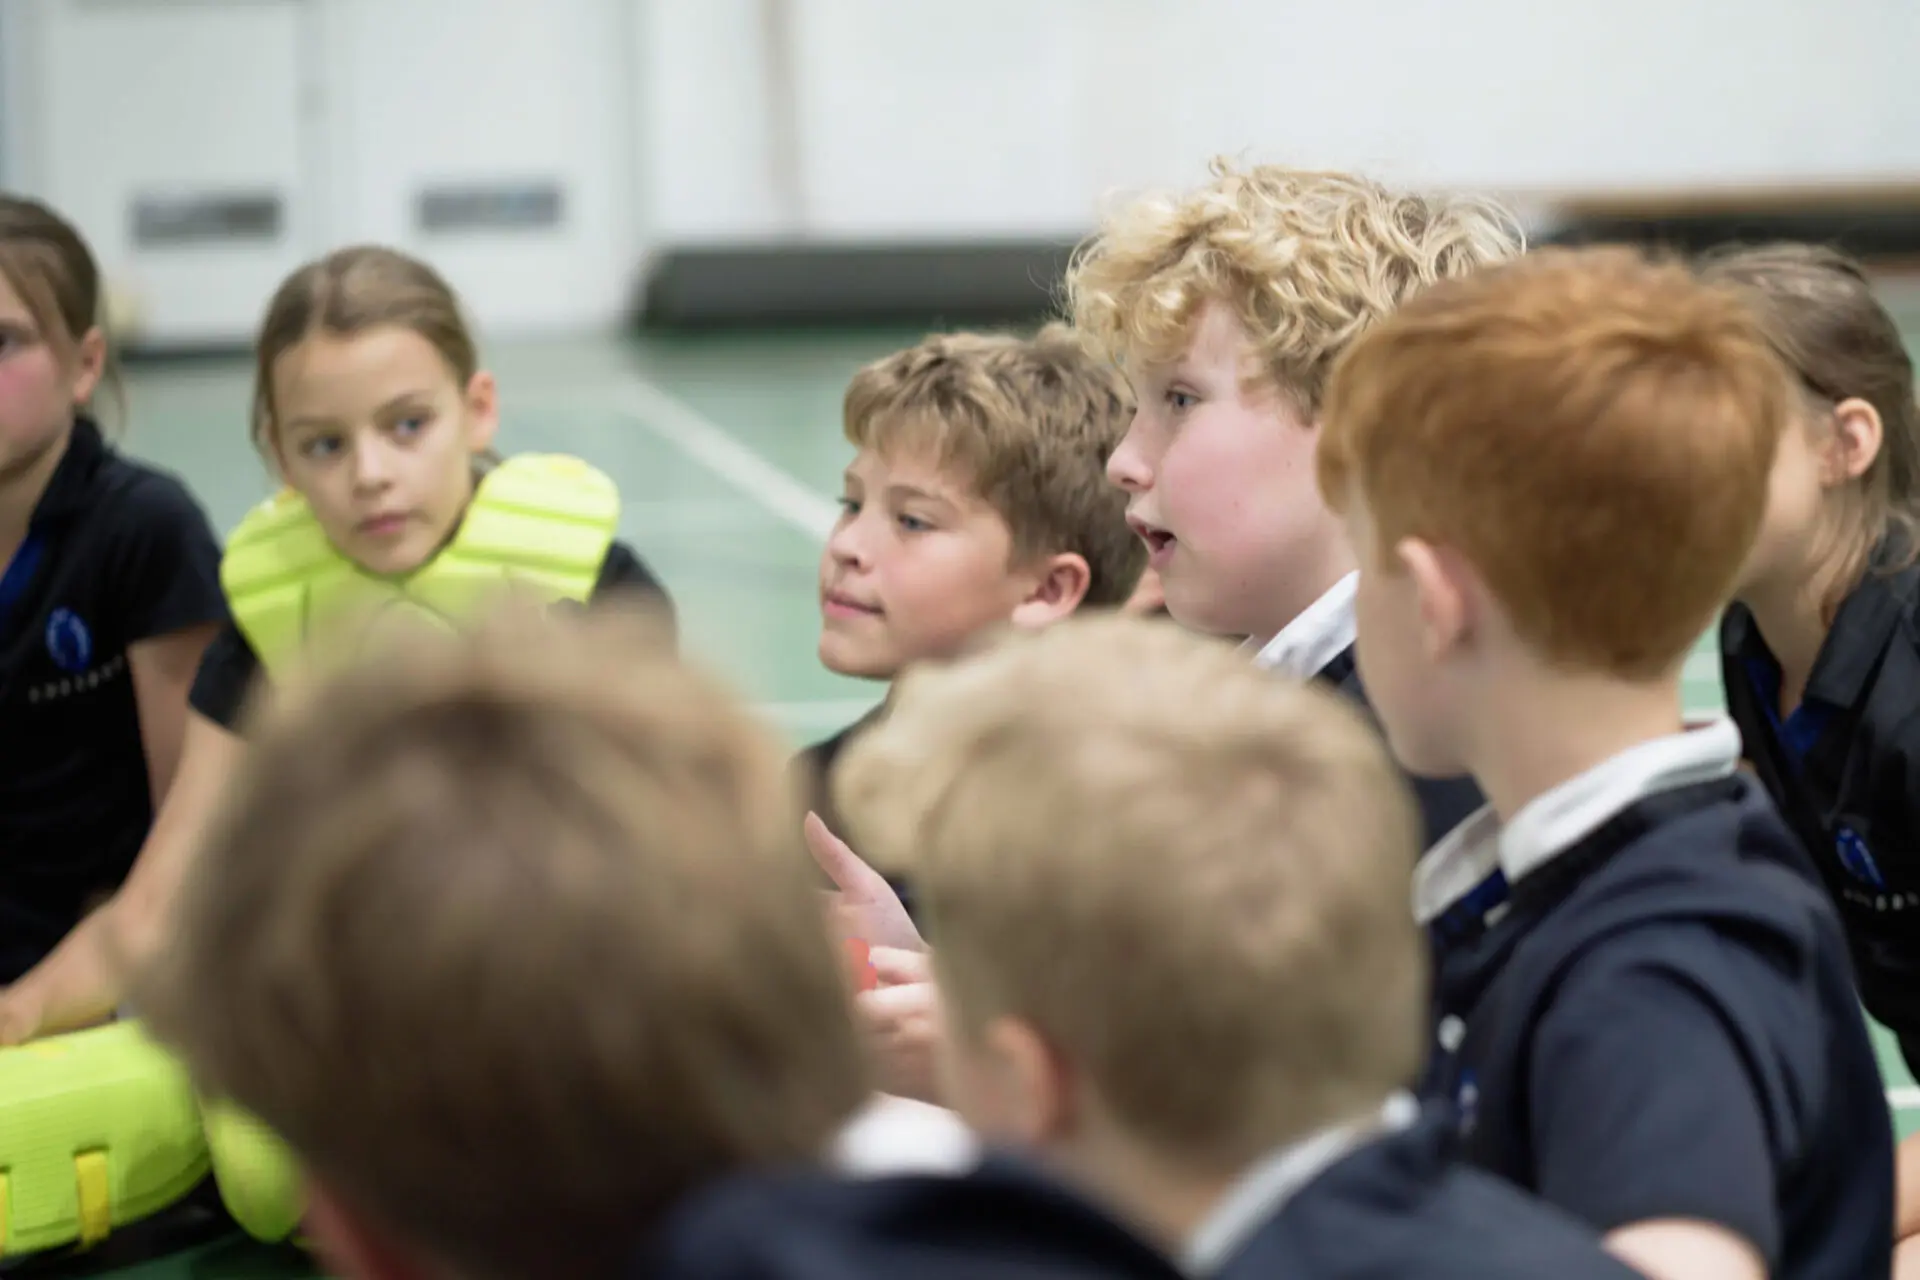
[1702,241,1920,1264]
[0,196,226,1010]
[0,243,671,1049]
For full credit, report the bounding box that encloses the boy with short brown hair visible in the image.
[135,607,871,1280]
[1317,244,1893,1280]
[801,321,1144,836]
[813,164,1520,1102]
[703,614,1632,1279]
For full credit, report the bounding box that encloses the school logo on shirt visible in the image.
[44,607,92,674]
[1432,1015,1480,1137]
[22,606,125,706]
[1836,825,1887,892]
[1454,1070,1480,1139]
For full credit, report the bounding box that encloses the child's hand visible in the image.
[857,977,946,1106]
[0,986,45,1047]
[805,812,925,953]
[870,946,932,988]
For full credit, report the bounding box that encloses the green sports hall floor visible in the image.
[24,294,1920,1277]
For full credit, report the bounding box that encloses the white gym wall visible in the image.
[2,0,1914,344]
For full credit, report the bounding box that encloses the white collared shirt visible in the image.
[1247,573,1359,679]
[1181,1092,1419,1275]
[829,1094,979,1176]
[1412,718,1744,925]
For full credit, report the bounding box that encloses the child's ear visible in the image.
[68,326,108,407]
[1009,553,1092,629]
[984,1015,1079,1148]
[1397,537,1471,663]
[303,1181,441,1280]
[462,370,501,455]
[1823,397,1883,486]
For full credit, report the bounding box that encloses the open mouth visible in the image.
[1128,517,1177,564]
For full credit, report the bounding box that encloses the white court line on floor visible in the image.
[605,375,841,539]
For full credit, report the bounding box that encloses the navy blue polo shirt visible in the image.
[1416,722,1893,1279]
[0,417,225,983]
[1248,573,1483,851]
[793,704,927,917]
[794,704,885,848]
[1212,1100,1638,1280]
[642,1156,1184,1280]
[1721,557,1920,1042]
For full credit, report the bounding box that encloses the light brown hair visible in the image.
[0,194,125,429]
[1319,245,1792,679]
[1697,241,1920,602]
[1065,161,1525,414]
[251,245,478,457]
[835,614,1425,1170]
[137,605,869,1280]
[843,322,1145,606]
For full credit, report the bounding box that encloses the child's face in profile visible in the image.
[1107,301,1341,643]
[818,447,1041,680]
[270,325,497,577]
[1346,491,1467,778]
[1736,396,1882,600]
[0,271,101,482]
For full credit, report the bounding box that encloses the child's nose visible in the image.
[1107,432,1153,493]
[350,440,398,491]
[825,516,871,567]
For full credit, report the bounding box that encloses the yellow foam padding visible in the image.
[74,1151,109,1246]
[200,1099,305,1244]
[0,1021,210,1258]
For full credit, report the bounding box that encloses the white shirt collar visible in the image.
[1247,573,1358,679]
[828,1094,979,1176]
[1181,1092,1418,1275]
[1412,719,1743,924]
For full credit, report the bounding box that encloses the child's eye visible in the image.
[393,413,430,437]
[897,513,932,534]
[298,435,342,460]
[1166,389,1198,411]
[836,497,861,518]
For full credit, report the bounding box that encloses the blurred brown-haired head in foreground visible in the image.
[137,601,868,1280]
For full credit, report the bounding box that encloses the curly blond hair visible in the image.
[1065,161,1525,412]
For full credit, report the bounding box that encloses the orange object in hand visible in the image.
[845,938,876,992]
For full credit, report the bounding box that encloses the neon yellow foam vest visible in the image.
[0,1023,208,1258]
[0,460,624,1261]
[221,454,621,671]
[0,1024,308,1257]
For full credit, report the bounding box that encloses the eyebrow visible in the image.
[282,389,438,433]
[885,483,958,510]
